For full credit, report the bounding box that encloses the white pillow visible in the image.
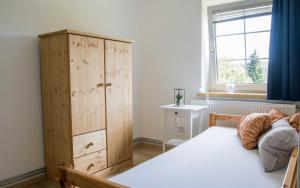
[258,118,299,172]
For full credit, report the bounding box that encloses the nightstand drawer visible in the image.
[73,130,106,158]
[166,110,188,119]
[73,150,107,174]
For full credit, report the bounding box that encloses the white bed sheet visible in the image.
[110,127,286,188]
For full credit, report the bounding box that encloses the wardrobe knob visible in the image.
[86,163,95,171]
[97,83,104,87]
[85,142,94,149]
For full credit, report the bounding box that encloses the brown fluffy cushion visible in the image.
[287,112,300,132]
[269,109,288,124]
[237,113,272,149]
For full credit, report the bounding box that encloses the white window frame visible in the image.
[207,0,272,93]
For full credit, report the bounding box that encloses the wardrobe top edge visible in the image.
[38,29,134,43]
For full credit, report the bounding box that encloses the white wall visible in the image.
[136,0,267,141]
[1,0,273,182]
[0,0,140,181]
[136,0,202,140]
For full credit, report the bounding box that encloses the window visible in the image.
[208,3,272,92]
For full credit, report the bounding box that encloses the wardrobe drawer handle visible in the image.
[97,83,104,87]
[85,142,94,149]
[86,163,95,171]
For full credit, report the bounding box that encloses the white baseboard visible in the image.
[133,137,162,145]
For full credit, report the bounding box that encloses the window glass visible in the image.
[216,34,245,60]
[245,58,268,84]
[217,60,250,84]
[245,15,271,32]
[215,20,244,36]
[246,32,270,58]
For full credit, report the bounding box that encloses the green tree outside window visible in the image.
[246,50,264,84]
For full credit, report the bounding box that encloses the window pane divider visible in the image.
[217,58,269,61]
[243,17,249,79]
[216,30,270,37]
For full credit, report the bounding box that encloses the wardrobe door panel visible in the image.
[69,35,106,135]
[105,40,133,166]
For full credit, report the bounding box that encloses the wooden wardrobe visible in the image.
[39,30,133,180]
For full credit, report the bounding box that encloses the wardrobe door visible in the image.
[69,35,106,135]
[105,40,133,166]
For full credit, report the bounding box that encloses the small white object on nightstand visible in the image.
[160,104,208,152]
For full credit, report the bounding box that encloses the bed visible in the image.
[57,113,298,188]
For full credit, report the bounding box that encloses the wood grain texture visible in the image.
[40,30,133,183]
[57,166,127,188]
[69,35,106,135]
[209,113,243,126]
[282,147,298,188]
[73,130,106,158]
[105,40,133,167]
[74,150,107,174]
[92,159,132,178]
[40,34,73,180]
[38,29,134,43]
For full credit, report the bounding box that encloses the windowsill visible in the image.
[197,91,267,99]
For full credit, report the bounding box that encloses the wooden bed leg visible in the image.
[58,179,65,188]
[58,176,72,188]
[57,164,73,188]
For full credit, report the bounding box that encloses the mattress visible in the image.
[110,127,286,188]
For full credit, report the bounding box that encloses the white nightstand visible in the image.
[160,104,208,152]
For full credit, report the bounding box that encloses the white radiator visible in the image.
[191,100,296,128]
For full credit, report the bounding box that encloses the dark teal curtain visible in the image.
[267,0,300,101]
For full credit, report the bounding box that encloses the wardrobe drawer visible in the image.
[73,130,106,158]
[73,150,107,174]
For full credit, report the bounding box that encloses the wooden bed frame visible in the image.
[57,113,298,188]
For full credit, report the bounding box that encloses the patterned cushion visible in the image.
[268,109,288,124]
[237,113,272,149]
[287,112,300,132]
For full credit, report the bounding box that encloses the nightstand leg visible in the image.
[163,111,167,152]
[190,112,193,139]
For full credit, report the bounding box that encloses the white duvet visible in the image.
[110,127,286,188]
